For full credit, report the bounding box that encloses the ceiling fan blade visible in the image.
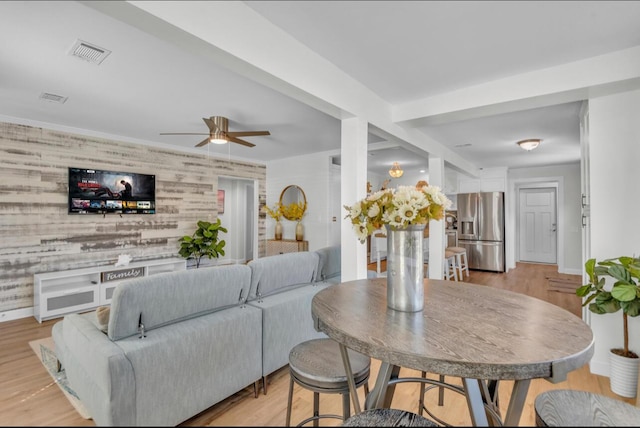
[195,137,211,147]
[227,131,271,137]
[228,136,255,147]
[202,117,217,131]
[160,132,209,135]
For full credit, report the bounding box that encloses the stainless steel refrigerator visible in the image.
[456,191,505,272]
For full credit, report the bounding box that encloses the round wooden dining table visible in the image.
[311,278,595,426]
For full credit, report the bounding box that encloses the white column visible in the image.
[341,117,369,281]
[428,156,446,279]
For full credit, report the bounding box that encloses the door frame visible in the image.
[509,177,565,273]
[218,176,259,264]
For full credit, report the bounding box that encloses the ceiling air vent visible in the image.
[68,39,111,65]
[39,92,68,104]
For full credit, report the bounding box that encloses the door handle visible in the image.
[551,223,556,232]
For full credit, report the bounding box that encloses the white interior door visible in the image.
[519,187,557,264]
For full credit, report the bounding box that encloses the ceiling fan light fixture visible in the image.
[517,139,541,151]
[209,130,228,144]
[389,162,404,178]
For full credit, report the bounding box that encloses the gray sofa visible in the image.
[52,246,341,426]
[246,251,329,393]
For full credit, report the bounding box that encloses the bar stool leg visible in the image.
[418,372,447,416]
[418,371,426,415]
[286,376,294,427]
[456,253,464,281]
[444,256,458,281]
[461,251,470,278]
[443,259,450,280]
[342,392,351,420]
[313,392,320,427]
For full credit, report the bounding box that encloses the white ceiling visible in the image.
[1,1,640,177]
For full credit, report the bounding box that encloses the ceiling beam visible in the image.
[83,0,479,175]
[393,45,640,127]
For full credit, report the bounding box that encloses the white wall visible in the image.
[587,88,640,377]
[508,164,582,273]
[266,150,339,251]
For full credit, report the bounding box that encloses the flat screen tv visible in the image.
[68,167,156,214]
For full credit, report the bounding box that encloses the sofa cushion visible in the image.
[247,252,319,301]
[316,245,341,282]
[108,264,251,341]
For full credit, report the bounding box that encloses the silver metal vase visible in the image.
[385,223,425,312]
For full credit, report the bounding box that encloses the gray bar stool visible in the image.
[535,389,640,426]
[342,408,437,426]
[286,338,371,427]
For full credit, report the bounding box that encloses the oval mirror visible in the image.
[279,185,307,221]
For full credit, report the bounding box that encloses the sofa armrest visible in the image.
[58,313,136,426]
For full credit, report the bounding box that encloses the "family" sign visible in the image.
[101,267,145,283]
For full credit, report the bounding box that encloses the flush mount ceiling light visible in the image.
[209,130,228,144]
[517,139,542,151]
[389,162,404,178]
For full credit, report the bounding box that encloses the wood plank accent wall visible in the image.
[0,121,266,313]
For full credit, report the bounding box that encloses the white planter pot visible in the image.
[610,349,640,398]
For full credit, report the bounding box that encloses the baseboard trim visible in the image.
[0,307,34,323]
[559,267,582,275]
[589,357,610,378]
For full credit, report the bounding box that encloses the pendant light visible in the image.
[389,162,404,178]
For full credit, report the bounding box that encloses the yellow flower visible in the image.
[281,201,307,221]
[263,203,283,221]
[344,185,451,243]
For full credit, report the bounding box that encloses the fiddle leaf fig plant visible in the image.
[178,219,227,268]
[576,256,640,359]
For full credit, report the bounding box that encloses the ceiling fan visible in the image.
[160,116,270,148]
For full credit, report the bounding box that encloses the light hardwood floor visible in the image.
[0,262,635,426]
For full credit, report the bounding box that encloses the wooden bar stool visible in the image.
[444,249,458,281]
[446,246,469,280]
[286,338,371,427]
[535,389,640,426]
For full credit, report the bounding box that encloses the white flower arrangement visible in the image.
[344,184,452,243]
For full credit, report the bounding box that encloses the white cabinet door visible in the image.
[446,194,457,210]
[480,178,505,192]
[458,179,480,193]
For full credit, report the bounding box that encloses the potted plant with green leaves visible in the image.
[178,219,227,268]
[576,255,640,397]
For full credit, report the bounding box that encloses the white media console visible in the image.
[33,257,186,323]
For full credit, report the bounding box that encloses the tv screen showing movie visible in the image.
[68,167,156,214]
